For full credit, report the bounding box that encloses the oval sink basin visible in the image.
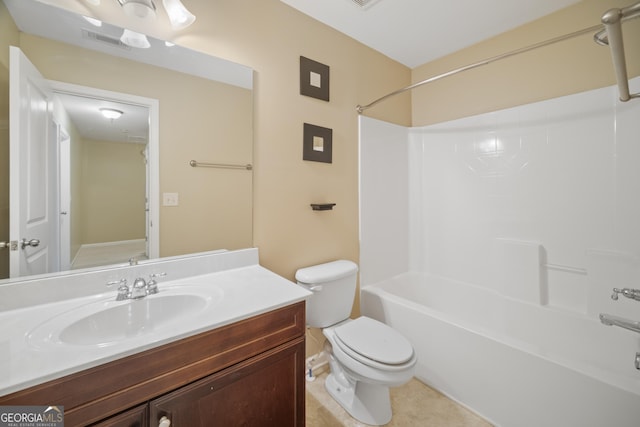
[59,294,207,346]
[27,285,223,348]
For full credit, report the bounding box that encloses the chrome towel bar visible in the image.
[189,160,253,170]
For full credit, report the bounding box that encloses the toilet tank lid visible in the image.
[295,260,358,284]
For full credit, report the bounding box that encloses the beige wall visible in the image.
[411,0,640,126]
[176,0,412,281]
[80,139,146,244]
[0,0,18,69]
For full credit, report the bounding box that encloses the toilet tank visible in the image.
[296,260,358,328]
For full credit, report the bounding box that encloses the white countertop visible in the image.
[0,249,310,396]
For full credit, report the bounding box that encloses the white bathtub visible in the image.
[360,272,640,427]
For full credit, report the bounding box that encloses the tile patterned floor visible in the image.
[306,373,493,427]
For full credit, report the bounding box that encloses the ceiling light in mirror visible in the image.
[99,108,124,119]
[119,0,157,22]
[116,0,196,29]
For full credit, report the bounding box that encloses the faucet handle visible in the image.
[612,288,622,300]
[107,279,130,301]
[147,272,166,295]
[611,288,640,302]
[107,278,127,287]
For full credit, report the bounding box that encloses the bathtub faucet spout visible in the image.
[599,313,640,334]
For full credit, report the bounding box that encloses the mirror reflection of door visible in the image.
[5,47,153,279]
[9,46,54,278]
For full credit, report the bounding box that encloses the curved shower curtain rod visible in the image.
[356,1,640,114]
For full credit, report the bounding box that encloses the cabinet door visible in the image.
[90,404,147,427]
[150,337,305,427]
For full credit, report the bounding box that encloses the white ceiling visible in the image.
[55,93,149,144]
[280,0,582,68]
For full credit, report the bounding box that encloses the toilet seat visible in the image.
[333,317,415,371]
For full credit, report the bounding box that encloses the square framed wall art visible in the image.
[300,56,330,102]
[303,123,332,163]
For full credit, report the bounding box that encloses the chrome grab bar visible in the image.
[599,313,640,334]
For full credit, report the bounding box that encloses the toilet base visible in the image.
[325,372,392,426]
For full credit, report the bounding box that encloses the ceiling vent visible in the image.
[350,0,382,9]
[81,29,132,50]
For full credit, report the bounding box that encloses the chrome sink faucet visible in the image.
[130,277,149,299]
[107,272,166,301]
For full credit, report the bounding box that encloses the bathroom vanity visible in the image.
[0,249,310,426]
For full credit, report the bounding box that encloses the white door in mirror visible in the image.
[9,46,55,278]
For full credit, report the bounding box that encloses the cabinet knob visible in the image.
[158,416,171,427]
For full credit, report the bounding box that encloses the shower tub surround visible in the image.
[359,77,640,427]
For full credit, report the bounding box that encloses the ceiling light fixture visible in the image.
[117,0,196,29]
[118,0,157,22]
[99,108,124,119]
[120,28,151,48]
[162,0,196,28]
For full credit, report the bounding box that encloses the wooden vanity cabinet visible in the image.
[0,302,306,427]
[91,404,147,427]
[150,338,304,426]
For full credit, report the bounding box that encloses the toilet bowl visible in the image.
[296,260,417,425]
[323,317,417,425]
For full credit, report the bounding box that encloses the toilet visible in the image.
[296,260,416,426]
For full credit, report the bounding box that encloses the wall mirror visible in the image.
[0,0,254,282]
